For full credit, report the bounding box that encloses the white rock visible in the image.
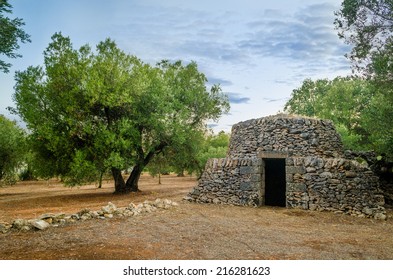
[128,203,137,209]
[102,202,117,214]
[31,220,50,230]
[374,213,387,220]
[123,210,134,217]
[90,211,100,218]
[12,219,28,230]
[81,213,92,221]
[0,223,11,233]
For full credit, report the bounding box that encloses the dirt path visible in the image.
[1,174,393,259]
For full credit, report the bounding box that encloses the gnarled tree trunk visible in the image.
[125,164,143,192]
[112,167,127,194]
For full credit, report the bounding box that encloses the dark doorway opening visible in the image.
[264,158,286,207]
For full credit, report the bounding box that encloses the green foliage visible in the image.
[335,0,393,79]
[335,124,364,151]
[284,79,330,116]
[18,165,33,181]
[334,0,393,159]
[146,130,230,178]
[194,131,230,177]
[361,92,393,158]
[165,129,206,176]
[0,115,26,184]
[207,131,231,149]
[64,150,101,186]
[286,75,392,159]
[284,77,382,152]
[11,33,229,191]
[147,152,172,183]
[285,77,373,128]
[0,0,31,73]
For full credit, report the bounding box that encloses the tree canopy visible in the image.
[335,0,393,80]
[284,77,391,154]
[166,130,229,178]
[0,114,26,184]
[0,0,30,73]
[334,0,393,159]
[147,130,230,183]
[11,33,229,193]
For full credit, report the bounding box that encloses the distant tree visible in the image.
[284,77,375,151]
[147,130,230,179]
[194,131,230,178]
[335,0,393,81]
[317,77,373,139]
[361,92,393,159]
[0,0,31,73]
[166,129,205,177]
[147,152,172,184]
[207,130,231,149]
[335,0,393,159]
[283,79,330,117]
[0,115,26,183]
[11,33,229,193]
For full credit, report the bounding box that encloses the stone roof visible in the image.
[228,114,344,158]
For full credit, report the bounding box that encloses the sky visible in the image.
[0,0,352,132]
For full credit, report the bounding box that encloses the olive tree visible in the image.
[11,33,229,193]
[0,0,30,73]
[0,115,26,183]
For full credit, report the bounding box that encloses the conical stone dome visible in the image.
[227,114,344,159]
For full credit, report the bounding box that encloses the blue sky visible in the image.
[0,0,352,132]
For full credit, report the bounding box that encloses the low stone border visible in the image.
[0,198,178,234]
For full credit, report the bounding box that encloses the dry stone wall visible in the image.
[187,158,262,206]
[286,156,386,219]
[187,114,386,219]
[0,199,178,234]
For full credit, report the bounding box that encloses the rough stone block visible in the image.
[251,158,263,166]
[288,183,307,192]
[286,166,306,174]
[191,189,201,196]
[240,166,254,175]
[345,171,357,178]
[320,172,333,179]
[286,157,294,166]
[329,179,341,184]
[240,182,252,191]
[251,174,261,182]
[374,195,385,206]
[31,220,50,230]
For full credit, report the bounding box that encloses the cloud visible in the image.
[274,79,295,86]
[263,97,283,103]
[106,1,351,80]
[106,6,254,70]
[175,40,247,63]
[238,3,351,74]
[89,1,351,88]
[207,123,219,128]
[207,77,233,87]
[226,92,250,104]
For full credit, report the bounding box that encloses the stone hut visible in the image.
[187,114,386,219]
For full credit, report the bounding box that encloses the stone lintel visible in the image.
[258,151,289,158]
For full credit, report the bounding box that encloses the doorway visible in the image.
[264,158,286,207]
